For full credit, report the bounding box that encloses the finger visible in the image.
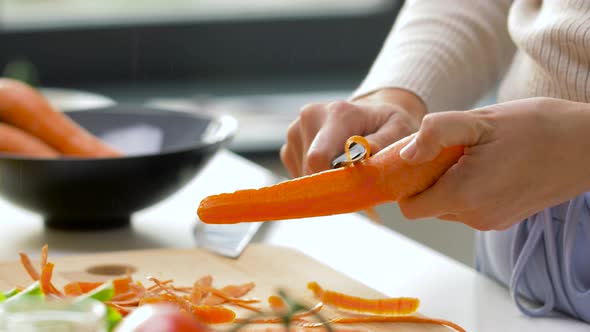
[398,163,462,219]
[280,144,298,178]
[364,113,417,154]
[400,111,492,164]
[305,101,366,174]
[283,119,304,177]
[299,104,328,175]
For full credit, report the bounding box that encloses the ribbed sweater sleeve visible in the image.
[351,0,516,112]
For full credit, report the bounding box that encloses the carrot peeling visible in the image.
[63,282,84,296]
[193,305,236,324]
[298,316,466,332]
[268,295,287,313]
[39,262,63,297]
[202,282,256,305]
[13,245,466,332]
[19,252,39,281]
[203,286,262,312]
[309,282,418,315]
[40,244,49,270]
[197,135,463,224]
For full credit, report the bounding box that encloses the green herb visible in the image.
[230,289,332,332]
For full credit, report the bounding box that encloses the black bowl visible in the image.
[0,104,237,230]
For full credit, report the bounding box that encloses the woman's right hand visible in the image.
[280,88,427,178]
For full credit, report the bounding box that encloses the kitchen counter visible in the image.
[0,150,587,331]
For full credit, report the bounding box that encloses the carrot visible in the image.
[197,135,463,224]
[0,78,121,158]
[0,123,59,158]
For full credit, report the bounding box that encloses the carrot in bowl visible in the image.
[197,135,463,224]
[0,123,59,158]
[0,78,121,158]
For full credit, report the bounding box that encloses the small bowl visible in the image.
[0,104,237,230]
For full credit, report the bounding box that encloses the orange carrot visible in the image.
[0,78,121,158]
[0,123,59,158]
[197,135,463,224]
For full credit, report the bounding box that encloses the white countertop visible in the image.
[0,150,587,332]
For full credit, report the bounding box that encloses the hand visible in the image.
[280,88,426,177]
[398,97,590,230]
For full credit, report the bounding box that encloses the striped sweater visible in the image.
[353,0,590,110]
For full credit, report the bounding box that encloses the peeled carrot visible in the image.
[0,78,121,158]
[197,135,463,224]
[0,123,59,158]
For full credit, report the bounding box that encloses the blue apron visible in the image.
[476,193,590,323]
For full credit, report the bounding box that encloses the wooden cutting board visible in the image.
[0,244,454,331]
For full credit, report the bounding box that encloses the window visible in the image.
[2,0,391,31]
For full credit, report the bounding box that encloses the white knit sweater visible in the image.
[353,0,590,111]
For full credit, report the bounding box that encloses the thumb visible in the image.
[399,111,491,164]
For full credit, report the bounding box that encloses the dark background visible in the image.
[0,1,402,88]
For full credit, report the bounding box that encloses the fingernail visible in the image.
[399,137,417,161]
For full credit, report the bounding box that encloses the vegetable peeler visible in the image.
[331,142,367,168]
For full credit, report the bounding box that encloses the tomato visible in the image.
[115,304,211,332]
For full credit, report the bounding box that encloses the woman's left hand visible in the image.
[397,97,590,230]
